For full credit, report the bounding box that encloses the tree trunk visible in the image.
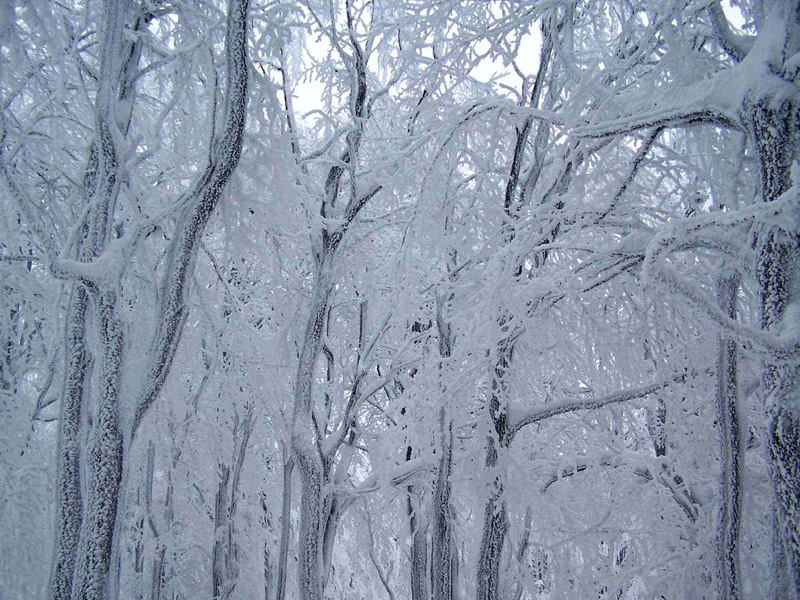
[275,454,294,600]
[431,407,454,600]
[748,95,800,600]
[48,286,89,600]
[71,290,125,599]
[406,444,428,600]
[109,0,248,594]
[714,269,742,600]
[476,342,511,600]
[68,2,130,582]
[212,405,255,599]
[292,256,336,600]
[48,1,129,587]
[475,433,509,600]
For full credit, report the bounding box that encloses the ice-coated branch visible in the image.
[649,262,799,360]
[575,105,739,140]
[322,357,419,458]
[336,457,434,504]
[539,451,700,522]
[707,1,754,64]
[508,373,690,443]
[0,112,59,263]
[642,188,800,361]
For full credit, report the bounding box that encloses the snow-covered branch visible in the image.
[643,187,800,361]
[508,373,690,443]
[707,1,754,63]
[335,457,434,504]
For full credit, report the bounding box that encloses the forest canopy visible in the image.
[1,0,799,599]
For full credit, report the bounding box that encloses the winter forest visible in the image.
[1,0,800,598]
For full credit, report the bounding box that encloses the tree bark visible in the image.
[431,407,454,600]
[748,93,800,599]
[292,255,336,600]
[476,335,512,600]
[406,443,429,600]
[71,291,124,599]
[714,269,742,600]
[48,286,89,600]
[275,453,294,600]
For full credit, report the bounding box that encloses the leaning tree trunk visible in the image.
[714,268,742,600]
[111,0,248,594]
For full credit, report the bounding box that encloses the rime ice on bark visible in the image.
[289,7,379,598]
[71,291,124,600]
[714,269,742,600]
[432,312,455,600]
[48,287,89,600]
[46,0,250,595]
[131,0,249,439]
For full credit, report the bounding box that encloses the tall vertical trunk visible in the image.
[68,0,130,587]
[430,273,456,600]
[475,433,509,600]
[748,95,800,599]
[714,269,742,600]
[275,454,294,600]
[51,8,151,596]
[47,39,119,599]
[150,465,172,600]
[71,290,125,599]
[408,492,428,600]
[292,257,336,600]
[48,286,89,600]
[406,445,428,600]
[476,344,511,600]
[212,406,255,599]
[431,407,454,600]
[473,28,556,599]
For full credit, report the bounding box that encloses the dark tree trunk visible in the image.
[714,269,742,600]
